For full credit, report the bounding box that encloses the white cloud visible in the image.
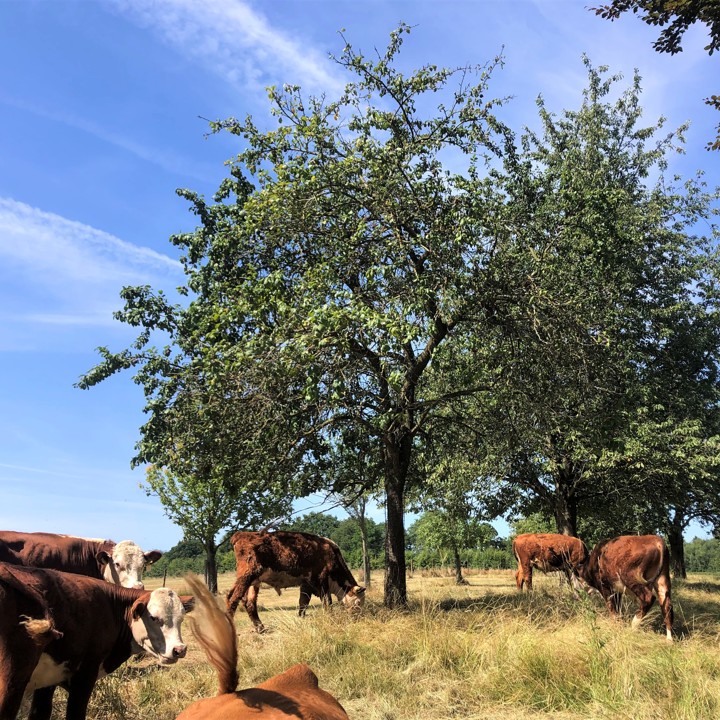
[112,0,345,95]
[0,198,183,334]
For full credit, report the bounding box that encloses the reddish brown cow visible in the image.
[0,530,162,589]
[177,575,348,720]
[574,534,673,640]
[226,531,365,632]
[0,562,194,720]
[512,533,588,591]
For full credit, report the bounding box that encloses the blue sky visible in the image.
[1,0,717,551]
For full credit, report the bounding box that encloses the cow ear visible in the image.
[180,595,195,613]
[97,550,112,567]
[144,550,162,565]
[131,598,147,620]
[355,586,366,596]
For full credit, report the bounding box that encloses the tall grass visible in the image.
[17,571,720,720]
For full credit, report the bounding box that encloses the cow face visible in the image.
[130,588,194,664]
[99,541,162,589]
[342,585,365,613]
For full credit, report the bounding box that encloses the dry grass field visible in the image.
[17,568,720,720]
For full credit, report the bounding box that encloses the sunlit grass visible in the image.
[16,570,720,720]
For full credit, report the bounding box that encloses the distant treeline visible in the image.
[146,514,720,578]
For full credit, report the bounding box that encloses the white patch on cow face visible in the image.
[103,540,148,589]
[329,581,365,613]
[25,654,71,693]
[130,588,189,665]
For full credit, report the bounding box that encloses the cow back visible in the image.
[513,533,587,568]
[0,530,113,580]
[586,534,669,587]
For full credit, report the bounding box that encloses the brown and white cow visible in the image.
[226,531,365,632]
[0,530,162,589]
[0,562,194,720]
[574,534,674,640]
[177,575,348,720]
[512,533,588,591]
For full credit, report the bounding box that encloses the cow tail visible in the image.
[20,616,63,647]
[0,564,62,648]
[184,574,239,696]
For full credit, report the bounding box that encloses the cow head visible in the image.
[569,559,601,598]
[130,587,194,664]
[99,540,163,589]
[342,585,366,614]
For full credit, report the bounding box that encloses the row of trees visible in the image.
[144,511,720,580]
[79,25,720,603]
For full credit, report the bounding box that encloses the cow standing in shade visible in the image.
[574,534,673,640]
[226,531,365,633]
[0,530,162,589]
[512,533,588,591]
[178,575,348,720]
[0,562,193,720]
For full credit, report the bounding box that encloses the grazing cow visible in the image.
[512,533,588,591]
[0,562,194,720]
[177,575,348,720]
[226,531,365,632]
[574,534,673,640]
[0,530,162,589]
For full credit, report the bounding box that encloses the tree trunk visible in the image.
[452,544,466,585]
[384,474,407,607]
[668,510,687,580]
[553,466,579,536]
[204,543,218,593]
[358,514,371,588]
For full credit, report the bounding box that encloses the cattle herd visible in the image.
[0,528,675,719]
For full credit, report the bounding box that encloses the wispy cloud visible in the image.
[0,198,183,338]
[112,0,345,95]
[0,93,214,183]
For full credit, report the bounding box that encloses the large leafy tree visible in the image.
[460,61,720,537]
[185,27,525,608]
[81,25,532,608]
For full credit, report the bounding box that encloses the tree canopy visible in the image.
[79,25,720,606]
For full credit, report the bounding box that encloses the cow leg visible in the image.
[226,575,252,619]
[0,668,29,720]
[64,669,98,720]
[298,582,313,617]
[628,585,656,631]
[242,583,265,633]
[655,577,674,641]
[27,686,55,720]
[0,635,40,720]
[523,565,533,591]
[319,582,332,610]
[515,565,524,591]
[600,588,621,618]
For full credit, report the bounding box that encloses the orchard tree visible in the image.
[462,61,720,537]
[409,511,496,583]
[173,26,524,608]
[144,465,289,592]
